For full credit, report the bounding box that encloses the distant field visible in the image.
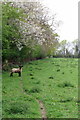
[2,58,78,118]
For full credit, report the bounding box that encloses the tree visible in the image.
[2,2,23,62]
[2,1,59,66]
[72,39,79,57]
[56,40,67,57]
[15,2,59,57]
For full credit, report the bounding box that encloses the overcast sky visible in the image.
[39,0,79,42]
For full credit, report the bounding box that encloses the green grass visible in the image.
[2,58,78,118]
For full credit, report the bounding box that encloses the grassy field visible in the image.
[2,58,78,118]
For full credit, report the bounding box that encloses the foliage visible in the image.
[2,2,23,62]
[56,39,79,58]
[2,1,59,67]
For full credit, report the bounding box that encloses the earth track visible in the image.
[19,77,47,119]
[37,100,47,120]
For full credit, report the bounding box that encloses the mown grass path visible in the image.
[2,58,78,118]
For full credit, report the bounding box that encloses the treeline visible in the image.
[55,39,79,58]
[2,1,59,66]
[2,1,79,70]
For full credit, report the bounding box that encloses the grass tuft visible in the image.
[58,81,74,88]
[6,102,29,115]
[29,73,33,76]
[59,97,73,102]
[49,76,54,79]
[31,77,34,79]
[35,81,40,84]
[29,87,41,93]
[57,69,60,72]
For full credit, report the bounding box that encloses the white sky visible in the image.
[39,0,79,42]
